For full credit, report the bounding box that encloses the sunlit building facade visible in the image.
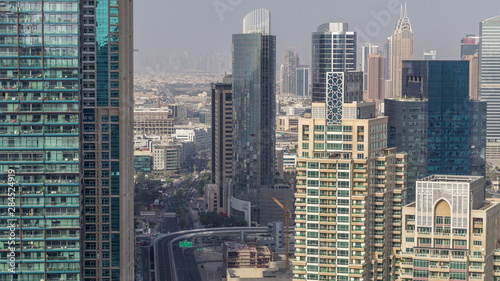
[479,15,500,165]
[293,102,407,281]
[388,3,414,99]
[398,175,500,281]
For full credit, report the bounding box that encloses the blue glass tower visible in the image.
[0,1,81,279]
[231,9,276,224]
[386,60,486,200]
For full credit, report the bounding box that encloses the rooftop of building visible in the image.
[223,241,271,254]
[385,97,427,102]
[418,174,483,183]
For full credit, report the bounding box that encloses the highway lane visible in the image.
[140,246,151,281]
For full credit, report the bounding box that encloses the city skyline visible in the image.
[134,0,500,73]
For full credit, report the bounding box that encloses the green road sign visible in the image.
[179,240,192,248]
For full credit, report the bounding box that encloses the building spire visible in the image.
[395,2,412,32]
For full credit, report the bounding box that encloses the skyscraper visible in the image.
[82,0,135,279]
[385,60,486,201]
[366,54,385,101]
[461,34,480,58]
[311,23,356,102]
[280,49,299,95]
[479,15,500,165]
[0,2,81,280]
[293,102,407,281]
[231,9,277,224]
[361,43,379,91]
[389,3,414,99]
[423,50,437,60]
[211,76,233,214]
[0,1,134,280]
[296,66,309,97]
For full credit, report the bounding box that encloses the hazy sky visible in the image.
[134,0,500,70]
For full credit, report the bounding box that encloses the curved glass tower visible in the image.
[232,9,276,224]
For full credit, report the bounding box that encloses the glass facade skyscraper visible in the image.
[231,9,276,224]
[81,0,134,280]
[0,1,134,280]
[386,60,486,200]
[311,23,356,103]
[0,1,81,280]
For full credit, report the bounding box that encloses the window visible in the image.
[314,143,324,150]
[473,240,482,246]
[337,225,349,231]
[435,216,443,224]
[337,250,349,257]
[342,126,352,132]
[342,144,352,150]
[337,216,349,223]
[314,134,324,141]
[444,216,451,225]
[307,189,318,196]
[327,134,342,141]
[419,238,431,245]
[314,125,324,132]
[327,125,342,132]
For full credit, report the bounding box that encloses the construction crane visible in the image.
[272,197,291,269]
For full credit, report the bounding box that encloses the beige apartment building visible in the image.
[398,175,500,281]
[293,102,407,281]
[134,107,174,136]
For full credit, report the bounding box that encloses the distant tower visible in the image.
[311,23,357,102]
[361,43,379,91]
[423,50,437,60]
[231,9,277,224]
[389,3,414,98]
[367,54,385,101]
[280,49,299,95]
[296,66,310,97]
[461,34,480,58]
[211,75,234,214]
[479,15,500,166]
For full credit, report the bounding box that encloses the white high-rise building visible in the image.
[389,3,414,99]
[479,15,500,165]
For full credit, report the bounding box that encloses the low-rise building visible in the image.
[134,107,174,136]
[134,150,153,174]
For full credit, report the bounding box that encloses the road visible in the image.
[154,227,269,281]
[138,246,151,281]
